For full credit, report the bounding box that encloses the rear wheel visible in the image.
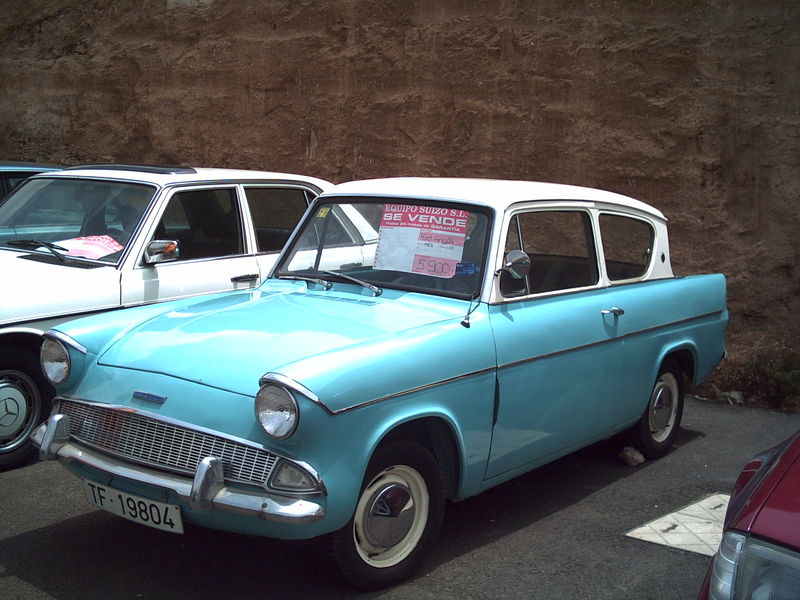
[628,359,684,459]
[0,346,53,469]
[330,441,446,590]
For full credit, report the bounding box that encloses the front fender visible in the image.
[282,366,497,533]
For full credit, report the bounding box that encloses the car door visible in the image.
[120,185,262,305]
[592,211,672,429]
[241,185,315,278]
[485,207,628,480]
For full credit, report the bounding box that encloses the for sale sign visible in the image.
[374,205,469,278]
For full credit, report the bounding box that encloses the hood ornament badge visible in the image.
[132,391,167,405]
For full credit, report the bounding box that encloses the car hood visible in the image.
[0,249,119,325]
[94,280,482,405]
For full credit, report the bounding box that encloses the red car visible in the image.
[699,430,800,599]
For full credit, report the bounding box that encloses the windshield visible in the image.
[0,177,155,264]
[275,199,491,299]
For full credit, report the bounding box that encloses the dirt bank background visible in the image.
[1,0,798,358]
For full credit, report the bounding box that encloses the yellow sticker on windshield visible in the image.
[316,207,330,218]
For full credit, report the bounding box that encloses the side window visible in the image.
[599,213,654,281]
[155,188,243,260]
[501,210,598,297]
[244,187,309,253]
[6,173,32,193]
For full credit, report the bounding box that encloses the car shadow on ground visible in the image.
[0,429,702,600]
[432,427,702,566]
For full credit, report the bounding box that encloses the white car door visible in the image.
[120,185,261,305]
[120,183,317,306]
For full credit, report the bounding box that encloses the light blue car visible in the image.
[33,178,728,589]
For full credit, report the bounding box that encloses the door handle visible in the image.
[231,273,259,283]
[601,307,625,316]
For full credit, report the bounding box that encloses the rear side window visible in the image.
[599,213,654,281]
[243,187,308,253]
[501,210,598,297]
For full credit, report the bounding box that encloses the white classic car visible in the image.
[0,164,334,468]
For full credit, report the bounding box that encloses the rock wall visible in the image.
[1,0,798,353]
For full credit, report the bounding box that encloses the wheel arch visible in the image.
[656,343,696,387]
[372,415,462,501]
[0,327,46,354]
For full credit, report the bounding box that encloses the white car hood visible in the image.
[0,250,120,326]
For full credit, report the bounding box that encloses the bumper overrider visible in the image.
[32,411,326,525]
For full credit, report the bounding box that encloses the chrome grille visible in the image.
[59,399,278,487]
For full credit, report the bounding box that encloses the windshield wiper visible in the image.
[319,270,383,297]
[276,274,333,290]
[7,239,68,263]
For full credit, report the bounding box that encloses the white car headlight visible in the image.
[40,338,71,385]
[709,531,800,600]
[255,384,298,439]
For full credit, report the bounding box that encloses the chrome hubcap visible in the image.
[353,465,428,568]
[649,373,678,443]
[364,483,415,548]
[0,377,35,449]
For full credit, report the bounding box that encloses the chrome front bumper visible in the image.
[32,415,325,524]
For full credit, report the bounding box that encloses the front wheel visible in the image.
[330,441,446,590]
[0,346,53,469]
[628,359,685,459]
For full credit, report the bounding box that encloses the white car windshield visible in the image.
[276,199,491,299]
[0,177,155,264]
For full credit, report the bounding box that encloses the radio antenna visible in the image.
[461,292,480,328]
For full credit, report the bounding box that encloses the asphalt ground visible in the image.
[2,398,799,600]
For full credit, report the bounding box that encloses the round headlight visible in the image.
[255,384,298,439]
[41,338,71,385]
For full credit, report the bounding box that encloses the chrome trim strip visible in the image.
[44,329,88,355]
[259,372,327,412]
[34,429,325,524]
[2,308,119,331]
[330,365,497,415]
[497,309,725,371]
[321,308,724,415]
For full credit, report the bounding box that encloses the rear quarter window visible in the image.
[599,213,654,281]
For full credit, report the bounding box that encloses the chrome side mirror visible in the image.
[502,250,531,280]
[144,240,181,264]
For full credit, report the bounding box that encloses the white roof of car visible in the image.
[324,177,665,219]
[35,166,333,192]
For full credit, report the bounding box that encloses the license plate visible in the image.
[82,479,184,534]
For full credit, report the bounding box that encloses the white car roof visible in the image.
[35,166,333,192]
[323,177,666,220]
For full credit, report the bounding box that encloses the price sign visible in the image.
[374,205,469,278]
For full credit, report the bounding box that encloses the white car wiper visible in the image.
[7,239,68,263]
[319,270,383,296]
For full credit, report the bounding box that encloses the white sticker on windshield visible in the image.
[374,205,469,278]
[56,235,124,260]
